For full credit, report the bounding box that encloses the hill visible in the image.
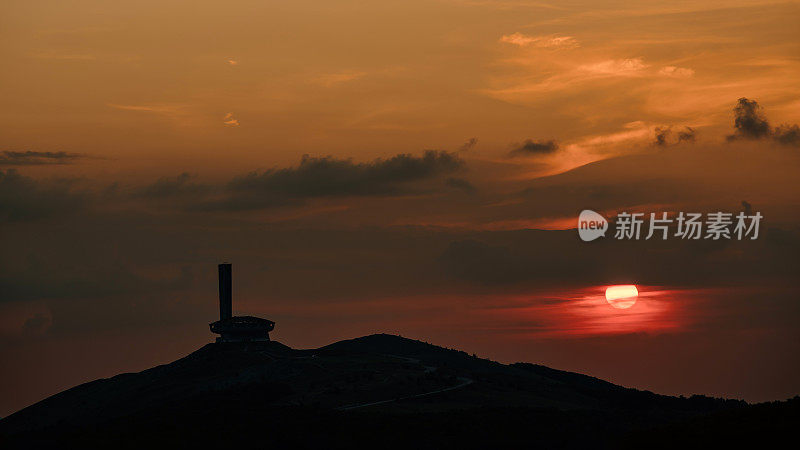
[0,334,794,449]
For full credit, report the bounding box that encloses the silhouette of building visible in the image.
[209,263,274,342]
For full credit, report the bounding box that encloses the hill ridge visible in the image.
[0,333,756,448]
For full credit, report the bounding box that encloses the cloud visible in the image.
[508,139,559,157]
[126,151,467,212]
[445,177,477,194]
[773,124,800,147]
[0,261,193,303]
[231,150,463,197]
[107,103,199,125]
[486,55,676,101]
[653,126,695,146]
[500,33,579,49]
[579,58,647,75]
[313,70,367,87]
[654,127,670,146]
[138,172,209,199]
[223,112,240,127]
[726,98,800,146]
[728,98,771,140]
[658,66,695,78]
[0,151,86,166]
[108,104,182,114]
[437,225,800,287]
[677,127,696,143]
[458,138,478,153]
[187,150,465,211]
[0,169,88,222]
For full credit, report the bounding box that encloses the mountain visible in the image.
[0,334,795,449]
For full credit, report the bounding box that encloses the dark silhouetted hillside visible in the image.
[0,334,795,449]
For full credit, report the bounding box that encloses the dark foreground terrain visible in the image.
[1,334,797,449]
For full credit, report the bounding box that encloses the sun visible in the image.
[605,285,638,309]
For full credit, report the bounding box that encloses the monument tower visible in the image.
[209,263,275,342]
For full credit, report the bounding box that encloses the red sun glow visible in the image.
[605,285,639,309]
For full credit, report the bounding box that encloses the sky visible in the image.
[1,0,799,416]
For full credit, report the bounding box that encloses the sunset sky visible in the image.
[1,0,799,416]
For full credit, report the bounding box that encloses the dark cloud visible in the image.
[519,178,701,220]
[0,260,193,303]
[655,126,695,146]
[726,98,799,146]
[437,227,800,287]
[458,138,478,153]
[0,151,85,166]
[508,139,559,157]
[773,124,800,147]
[192,150,464,211]
[677,127,696,143]
[654,127,670,146]
[444,177,476,194]
[0,169,87,222]
[138,172,209,199]
[438,233,611,286]
[728,98,771,141]
[230,150,464,197]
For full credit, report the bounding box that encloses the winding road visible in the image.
[337,355,474,410]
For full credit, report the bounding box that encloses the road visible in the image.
[337,372,474,411]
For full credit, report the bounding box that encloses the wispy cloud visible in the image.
[486,57,651,97]
[313,70,367,87]
[0,151,86,166]
[500,33,579,49]
[563,121,654,154]
[578,58,648,75]
[223,112,240,127]
[107,103,202,127]
[526,1,786,27]
[659,66,695,78]
[107,104,184,115]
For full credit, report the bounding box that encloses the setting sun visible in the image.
[605,285,639,309]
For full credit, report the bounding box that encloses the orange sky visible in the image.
[1,0,798,175]
[1,0,799,417]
